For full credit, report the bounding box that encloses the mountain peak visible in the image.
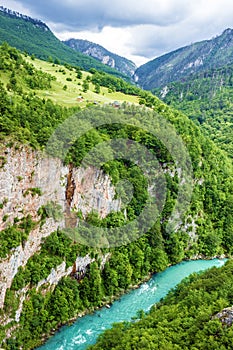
[64,38,137,77]
[135,28,233,89]
[221,28,233,37]
[0,8,130,79]
[223,28,233,34]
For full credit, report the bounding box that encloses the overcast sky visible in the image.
[1,0,233,66]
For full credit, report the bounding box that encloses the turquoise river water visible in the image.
[37,258,226,350]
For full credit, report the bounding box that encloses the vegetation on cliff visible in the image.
[1,43,233,349]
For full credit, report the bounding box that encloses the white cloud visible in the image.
[9,0,191,28]
[1,0,233,66]
[56,26,148,66]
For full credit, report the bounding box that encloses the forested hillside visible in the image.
[135,28,233,89]
[90,259,233,350]
[1,43,233,349]
[153,64,233,158]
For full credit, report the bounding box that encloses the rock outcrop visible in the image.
[0,145,120,309]
[212,307,233,326]
[63,38,137,77]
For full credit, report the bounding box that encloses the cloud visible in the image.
[7,0,191,30]
[118,0,233,62]
[1,0,233,66]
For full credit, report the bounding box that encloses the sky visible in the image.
[1,0,233,66]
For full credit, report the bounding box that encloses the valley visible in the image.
[0,5,233,350]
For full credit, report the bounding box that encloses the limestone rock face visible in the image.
[63,38,137,77]
[0,146,67,231]
[0,145,120,308]
[72,166,121,219]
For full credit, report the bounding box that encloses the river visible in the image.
[37,258,226,350]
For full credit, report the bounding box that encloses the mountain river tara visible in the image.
[37,258,227,350]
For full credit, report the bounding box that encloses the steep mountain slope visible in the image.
[64,38,137,77]
[0,6,128,79]
[152,64,233,158]
[135,28,233,89]
[1,44,233,349]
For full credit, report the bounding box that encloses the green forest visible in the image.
[1,43,233,349]
[153,64,233,158]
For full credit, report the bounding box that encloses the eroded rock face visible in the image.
[3,252,110,328]
[0,146,67,231]
[0,145,120,308]
[0,146,66,308]
[0,219,59,308]
[72,166,121,219]
[36,254,97,291]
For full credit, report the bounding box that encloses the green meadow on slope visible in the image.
[0,42,139,109]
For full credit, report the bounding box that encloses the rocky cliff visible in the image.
[0,144,120,311]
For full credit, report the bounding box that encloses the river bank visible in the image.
[37,270,154,347]
[37,258,227,350]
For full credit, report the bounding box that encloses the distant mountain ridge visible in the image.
[64,38,137,77]
[135,28,233,89]
[0,6,129,79]
[3,5,233,89]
